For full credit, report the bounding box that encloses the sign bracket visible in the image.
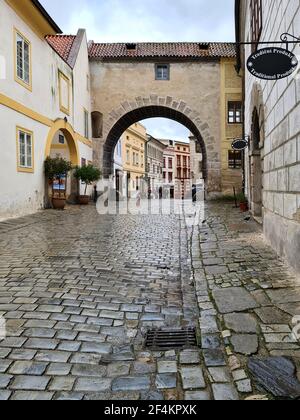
[280,33,300,51]
[238,32,300,47]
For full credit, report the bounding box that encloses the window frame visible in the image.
[155,64,170,81]
[14,28,32,91]
[58,70,71,115]
[228,101,243,124]
[228,150,242,170]
[84,109,89,139]
[16,127,34,173]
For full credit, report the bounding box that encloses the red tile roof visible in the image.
[88,42,236,60]
[46,35,76,64]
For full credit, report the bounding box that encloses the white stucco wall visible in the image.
[241,0,300,273]
[0,0,93,219]
[0,105,48,220]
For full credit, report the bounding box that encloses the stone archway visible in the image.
[248,84,265,218]
[45,119,80,166]
[96,95,220,194]
[45,119,80,204]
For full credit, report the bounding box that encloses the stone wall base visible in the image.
[264,210,300,275]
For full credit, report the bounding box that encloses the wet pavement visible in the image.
[0,201,299,400]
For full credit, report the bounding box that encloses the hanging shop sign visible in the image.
[232,138,249,151]
[247,47,298,80]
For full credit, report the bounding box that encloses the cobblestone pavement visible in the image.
[0,202,299,400]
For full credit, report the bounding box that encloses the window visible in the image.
[228,102,242,124]
[59,71,70,114]
[168,173,173,183]
[91,112,103,138]
[177,156,181,167]
[155,64,170,80]
[15,30,31,90]
[59,134,65,144]
[196,142,202,154]
[228,151,242,169]
[163,158,166,168]
[115,140,121,157]
[84,109,89,138]
[126,149,130,163]
[81,158,87,167]
[17,128,33,172]
[250,0,262,51]
[168,158,173,169]
[183,156,187,167]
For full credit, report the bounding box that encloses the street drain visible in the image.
[145,328,197,350]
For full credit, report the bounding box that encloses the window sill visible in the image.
[15,76,32,92]
[17,167,34,173]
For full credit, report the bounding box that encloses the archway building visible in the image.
[0,0,243,220]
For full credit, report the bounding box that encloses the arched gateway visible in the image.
[100,97,216,189]
[89,41,240,195]
[95,96,221,194]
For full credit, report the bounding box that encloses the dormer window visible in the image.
[198,43,209,51]
[126,43,137,51]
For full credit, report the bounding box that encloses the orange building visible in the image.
[175,141,191,199]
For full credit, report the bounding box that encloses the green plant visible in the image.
[74,165,101,195]
[44,156,73,180]
[237,192,247,203]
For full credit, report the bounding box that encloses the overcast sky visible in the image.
[40,0,235,141]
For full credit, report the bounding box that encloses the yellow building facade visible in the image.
[122,123,147,197]
[220,58,243,194]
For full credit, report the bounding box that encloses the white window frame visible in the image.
[14,29,31,90]
[155,64,170,81]
[17,127,34,173]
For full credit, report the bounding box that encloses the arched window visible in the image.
[91,111,103,138]
[252,108,260,151]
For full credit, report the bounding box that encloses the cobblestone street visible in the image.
[0,202,299,400]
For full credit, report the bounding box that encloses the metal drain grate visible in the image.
[145,328,197,350]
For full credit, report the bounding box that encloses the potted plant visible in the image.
[74,164,101,205]
[238,192,249,212]
[45,157,73,210]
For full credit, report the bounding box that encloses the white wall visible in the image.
[0,105,48,220]
[0,1,93,218]
[242,0,300,273]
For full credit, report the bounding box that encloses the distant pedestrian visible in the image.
[192,184,197,203]
[159,187,163,199]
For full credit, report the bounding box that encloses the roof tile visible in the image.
[46,35,76,64]
[88,42,236,60]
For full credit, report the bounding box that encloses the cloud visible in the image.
[40,0,235,42]
[141,118,190,142]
